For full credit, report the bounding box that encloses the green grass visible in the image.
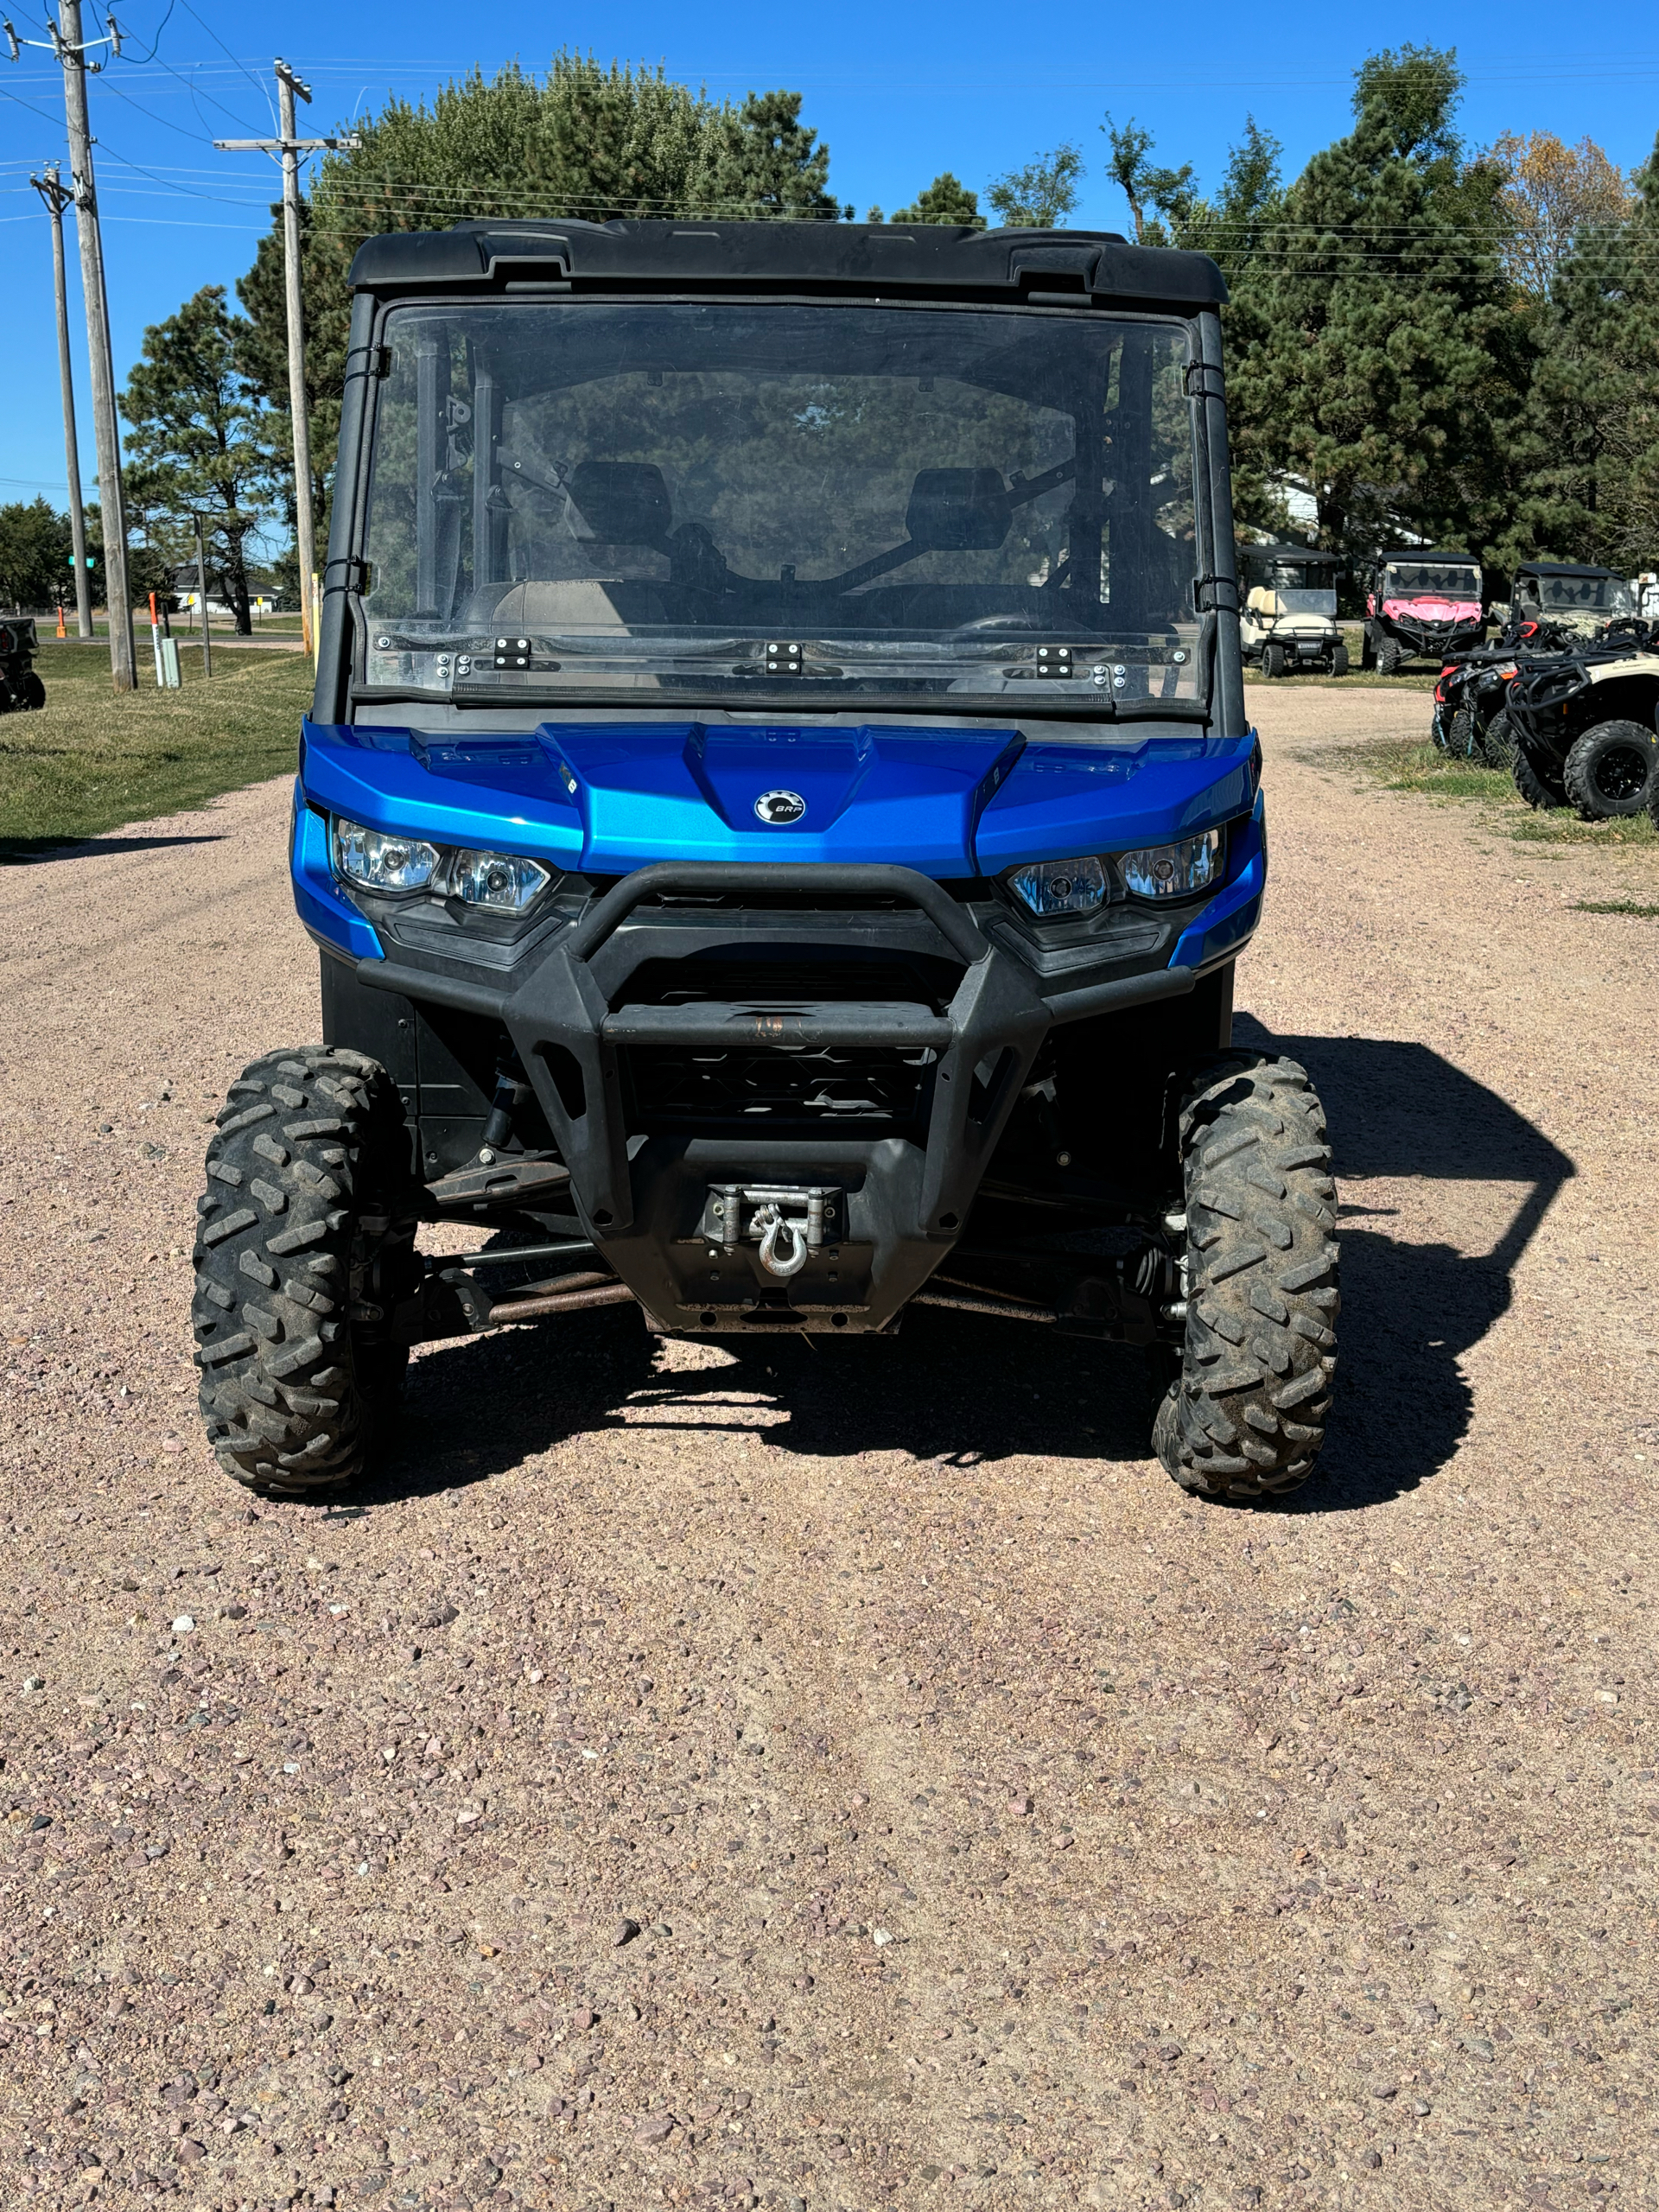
[1249,623,1441,692]
[1570,897,1659,918]
[0,639,311,858]
[1366,738,1659,849]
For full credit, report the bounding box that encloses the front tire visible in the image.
[1332,643,1350,677]
[1153,1052,1338,1503]
[1376,636,1404,677]
[1262,640,1287,678]
[191,1047,418,1496]
[1561,721,1659,819]
[1512,740,1564,810]
[1478,707,1516,768]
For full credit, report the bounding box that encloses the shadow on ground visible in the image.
[0,834,225,865]
[352,1020,1572,1516]
[1236,1015,1573,1512]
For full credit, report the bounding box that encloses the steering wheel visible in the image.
[950,612,1050,637]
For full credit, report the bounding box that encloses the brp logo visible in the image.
[753,789,807,825]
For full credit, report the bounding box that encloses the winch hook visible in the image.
[752,1203,810,1278]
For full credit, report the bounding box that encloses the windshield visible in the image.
[1533,574,1633,614]
[1384,563,1480,598]
[1264,587,1335,617]
[358,302,1206,714]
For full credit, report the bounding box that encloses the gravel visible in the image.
[0,687,1653,2210]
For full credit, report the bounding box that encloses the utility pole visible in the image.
[29,162,93,640]
[215,68,358,660]
[8,4,137,688]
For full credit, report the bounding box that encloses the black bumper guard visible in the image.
[358,861,1198,1330]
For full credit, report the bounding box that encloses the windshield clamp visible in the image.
[765,641,804,676]
[1034,646,1073,679]
[1185,363,1226,401]
[1192,575,1239,615]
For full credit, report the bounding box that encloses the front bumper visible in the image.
[301,820,1265,1332]
[1381,615,1484,657]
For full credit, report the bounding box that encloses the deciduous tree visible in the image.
[987,145,1083,229]
[1491,130,1632,298]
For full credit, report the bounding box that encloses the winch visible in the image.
[700,1184,841,1277]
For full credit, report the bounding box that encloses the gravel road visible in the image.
[0,687,1654,2212]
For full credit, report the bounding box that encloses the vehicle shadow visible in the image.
[0,834,225,866]
[360,1019,1573,1513]
[1231,1014,1573,1510]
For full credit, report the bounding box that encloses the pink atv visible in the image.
[1361,551,1484,674]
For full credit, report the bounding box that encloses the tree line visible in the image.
[92,42,1659,633]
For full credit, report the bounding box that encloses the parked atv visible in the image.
[1504,634,1659,817]
[0,617,44,712]
[1238,543,1347,677]
[1507,561,1637,644]
[1431,646,1522,767]
[1428,613,1586,767]
[1361,552,1484,673]
[191,219,1338,1509]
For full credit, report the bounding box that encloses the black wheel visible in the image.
[1332,643,1350,677]
[191,1047,419,1496]
[1511,740,1565,811]
[20,671,45,710]
[1262,640,1287,678]
[1477,707,1516,769]
[1450,705,1479,759]
[1152,1052,1338,1503]
[1562,721,1659,819]
[1376,636,1404,677]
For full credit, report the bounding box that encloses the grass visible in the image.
[1248,623,1441,692]
[0,638,311,859]
[1363,737,1659,849]
[1570,898,1659,918]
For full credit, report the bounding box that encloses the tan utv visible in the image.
[1238,543,1346,677]
[1503,632,1659,817]
[1507,560,1637,643]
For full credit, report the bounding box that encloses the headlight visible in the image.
[331,817,440,893]
[1007,855,1109,918]
[450,848,550,912]
[1116,830,1221,899]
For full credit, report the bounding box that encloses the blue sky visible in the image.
[3,0,1658,512]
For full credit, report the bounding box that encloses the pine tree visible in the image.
[0,499,73,612]
[889,173,985,229]
[1224,47,1525,556]
[697,90,839,219]
[119,286,278,636]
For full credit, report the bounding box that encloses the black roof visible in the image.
[1240,541,1342,568]
[1374,548,1480,564]
[1511,560,1622,580]
[347,219,1227,310]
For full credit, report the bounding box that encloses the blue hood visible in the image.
[299,718,1258,877]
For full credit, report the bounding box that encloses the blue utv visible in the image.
[191,219,1338,1504]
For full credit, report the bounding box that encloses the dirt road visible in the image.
[0,688,1654,2212]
